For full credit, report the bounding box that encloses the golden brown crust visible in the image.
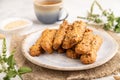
[80,35,103,64]
[66,49,80,59]
[29,37,43,56]
[75,29,94,54]
[62,21,86,49]
[53,20,69,50]
[80,51,97,64]
[91,35,103,51]
[57,47,66,53]
[40,29,57,54]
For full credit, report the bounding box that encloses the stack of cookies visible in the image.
[30,20,103,64]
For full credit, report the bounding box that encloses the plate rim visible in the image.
[22,26,119,71]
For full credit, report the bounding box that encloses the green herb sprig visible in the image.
[0,38,32,80]
[78,0,120,33]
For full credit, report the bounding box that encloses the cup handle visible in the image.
[57,8,69,21]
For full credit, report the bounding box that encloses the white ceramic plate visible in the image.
[22,26,118,71]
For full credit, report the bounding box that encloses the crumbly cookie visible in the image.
[62,21,86,49]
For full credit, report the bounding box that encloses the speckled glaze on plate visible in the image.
[22,26,118,71]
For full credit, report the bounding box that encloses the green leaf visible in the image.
[90,0,95,14]
[18,67,32,75]
[0,69,3,73]
[107,13,115,26]
[102,10,108,16]
[7,55,15,69]
[0,38,31,80]
[95,0,103,11]
[116,17,120,23]
[114,27,120,33]
[94,18,103,23]
[2,38,7,54]
[3,76,10,80]
[104,23,111,30]
[10,50,16,55]
[7,70,17,78]
[114,24,120,33]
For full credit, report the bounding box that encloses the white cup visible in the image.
[34,0,68,24]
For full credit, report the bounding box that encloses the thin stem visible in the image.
[2,38,7,59]
[77,16,87,19]
[77,16,95,21]
[90,0,96,14]
[95,0,104,11]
